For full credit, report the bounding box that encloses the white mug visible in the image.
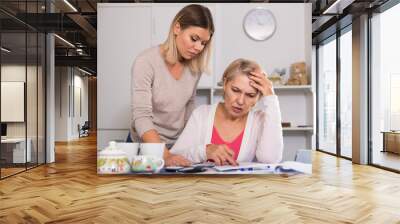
[139,143,165,159]
[115,142,139,162]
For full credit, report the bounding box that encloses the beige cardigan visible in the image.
[170,95,284,163]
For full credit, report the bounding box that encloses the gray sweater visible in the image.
[130,46,201,145]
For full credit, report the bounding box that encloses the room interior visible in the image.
[0,0,399,222]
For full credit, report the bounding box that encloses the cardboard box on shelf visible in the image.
[287,62,308,85]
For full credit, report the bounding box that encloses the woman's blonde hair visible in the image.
[218,58,261,86]
[161,4,214,75]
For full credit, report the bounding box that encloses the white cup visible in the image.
[115,142,139,162]
[139,143,165,159]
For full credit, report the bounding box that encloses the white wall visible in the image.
[97,3,312,157]
[55,67,69,141]
[1,65,37,138]
[213,4,311,81]
[55,67,89,141]
[73,73,89,138]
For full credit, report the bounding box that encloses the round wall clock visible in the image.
[243,8,276,41]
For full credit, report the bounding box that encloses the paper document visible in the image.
[214,161,312,174]
[274,161,312,174]
[214,162,275,172]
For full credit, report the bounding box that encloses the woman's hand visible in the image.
[249,71,274,96]
[206,144,238,166]
[164,149,192,167]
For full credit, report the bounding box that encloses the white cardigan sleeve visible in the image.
[254,95,284,163]
[170,106,208,163]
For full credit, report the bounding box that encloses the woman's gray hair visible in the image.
[217,58,261,86]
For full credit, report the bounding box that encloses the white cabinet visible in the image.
[12,139,32,163]
[1,138,32,163]
[276,86,314,161]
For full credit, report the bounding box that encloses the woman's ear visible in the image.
[222,79,228,100]
[223,78,228,90]
[173,22,181,35]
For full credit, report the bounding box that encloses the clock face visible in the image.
[243,8,276,41]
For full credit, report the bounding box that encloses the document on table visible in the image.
[274,161,312,174]
[214,162,276,172]
[213,161,312,174]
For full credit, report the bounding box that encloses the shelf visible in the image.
[197,85,313,92]
[213,86,223,91]
[196,87,213,90]
[274,85,312,91]
[283,127,313,132]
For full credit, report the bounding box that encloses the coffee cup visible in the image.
[139,143,165,159]
[115,142,139,162]
[131,155,165,173]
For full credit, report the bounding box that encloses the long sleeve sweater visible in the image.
[130,46,201,145]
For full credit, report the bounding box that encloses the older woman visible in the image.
[170,59,283,165]
[131,4,214,166]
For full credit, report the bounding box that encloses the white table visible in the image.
[182,162,312,175]
[1,138,31,163]
[122,162,312,175]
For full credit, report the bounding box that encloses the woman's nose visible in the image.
[194,42,203,52]
[237,94,245,105]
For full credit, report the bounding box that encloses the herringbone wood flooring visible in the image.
[1,134,400,223]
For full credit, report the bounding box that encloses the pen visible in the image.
[239,166,272,171]
[239,168,254,171]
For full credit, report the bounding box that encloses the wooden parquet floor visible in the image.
[1,134,400,223]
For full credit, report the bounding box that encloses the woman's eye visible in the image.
[191,36,198,42]
[232,88,239,92]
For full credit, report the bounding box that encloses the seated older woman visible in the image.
[170,58,283,166]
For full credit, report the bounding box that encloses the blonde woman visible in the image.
[171,59,283,165]
[130,4,214,166]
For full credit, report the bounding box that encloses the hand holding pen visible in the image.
[205,144,238,166]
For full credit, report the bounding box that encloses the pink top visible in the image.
[211,126,245,160]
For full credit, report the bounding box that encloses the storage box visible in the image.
[287,62,308,85]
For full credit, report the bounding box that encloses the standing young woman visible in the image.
[130,4,214,166]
